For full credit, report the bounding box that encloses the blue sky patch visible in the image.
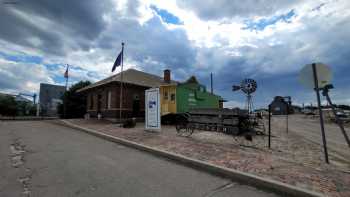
[243,9,295,31]
[150,5,183,25]
[0,52,43,64]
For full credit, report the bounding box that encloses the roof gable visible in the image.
[78,69,177,92]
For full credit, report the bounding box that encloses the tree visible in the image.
[0,95,17,116]
[58,81,91,118]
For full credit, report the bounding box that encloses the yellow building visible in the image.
[160,84,177,116]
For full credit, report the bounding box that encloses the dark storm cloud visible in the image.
[97,16,196,79]
[0,0,198,93]
[0,0,113,55]
[176,0,300,20]
[193,8,350,106]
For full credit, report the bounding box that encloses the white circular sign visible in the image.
[298,63,332,89]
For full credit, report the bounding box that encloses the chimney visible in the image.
[164,69,171,83]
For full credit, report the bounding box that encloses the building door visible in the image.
[97,94,102,113]
[132,94,140,117]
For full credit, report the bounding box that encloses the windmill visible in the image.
[232,78,257,114]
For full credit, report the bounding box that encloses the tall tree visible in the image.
[0,95,17,116]
[58,81,91,118]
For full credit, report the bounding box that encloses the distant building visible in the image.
[270,96,291,115]
[39,83,65,116]
[291,105,302,114]
[15,95,33,103]
[0,92,33,104]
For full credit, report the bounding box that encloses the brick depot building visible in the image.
[77,69,176,120]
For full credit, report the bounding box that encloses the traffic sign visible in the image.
[299,63,332,89]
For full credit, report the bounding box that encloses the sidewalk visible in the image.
[61,119,350,197]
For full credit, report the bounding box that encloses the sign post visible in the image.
[311,63,329,163]
[299,62,331,163]
[145,88,161,131]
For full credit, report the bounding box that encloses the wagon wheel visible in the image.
[176,123,194,137]
[239,118,253,133]
[176,122,187,132]
[175,113,189,134]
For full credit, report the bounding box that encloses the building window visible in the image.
[198,86,205,92]
[107,91,112,109]
[170,93,175,102]
[164,91,168,100]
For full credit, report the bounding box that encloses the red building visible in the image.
[77,69,176,120]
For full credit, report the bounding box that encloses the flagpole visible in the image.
[119,43,124,123]
[64,64,69,119]
[65,64,69,90]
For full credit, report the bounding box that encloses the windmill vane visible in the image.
[232,85,241,91]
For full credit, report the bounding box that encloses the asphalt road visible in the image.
[0,121,278,197]
[272,114,350,162]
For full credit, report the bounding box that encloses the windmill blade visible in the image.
[232,85,241,91]
[241,78,257,94]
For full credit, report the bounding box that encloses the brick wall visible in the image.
[85,82,148,119]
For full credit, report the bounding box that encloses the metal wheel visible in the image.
[176,123,194,137]
[176,122,187,133]
[184,123,195,137]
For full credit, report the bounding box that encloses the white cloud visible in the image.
[0,59,54,94]
[223,100,244,108]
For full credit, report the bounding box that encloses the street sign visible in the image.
[145,88,161,131]
[299,63,332,89]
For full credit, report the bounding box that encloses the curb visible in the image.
[1,117,58,121]
[54,120,324,197]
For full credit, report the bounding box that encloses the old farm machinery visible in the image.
[175,79,265,138]
[175,108,265,138]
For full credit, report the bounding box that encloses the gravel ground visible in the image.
[60,119,350,197]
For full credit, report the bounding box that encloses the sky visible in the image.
[0,0,349,108]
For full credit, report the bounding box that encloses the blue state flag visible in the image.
[111,49,123,72]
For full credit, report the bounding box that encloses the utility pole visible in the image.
[210,72,213,94]
[268,105,271,149]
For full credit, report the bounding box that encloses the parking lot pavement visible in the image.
[0,121,278,197]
